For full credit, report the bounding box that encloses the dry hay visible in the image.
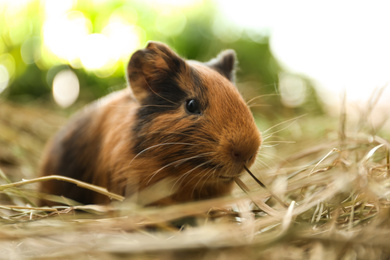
[1,96,390,260]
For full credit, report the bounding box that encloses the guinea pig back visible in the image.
[40,42,261,205]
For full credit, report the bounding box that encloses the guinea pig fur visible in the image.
[40,41,261,205]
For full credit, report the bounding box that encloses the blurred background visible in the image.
[1,0,390,179]
[1,0,390,113]
[0,0,325,117]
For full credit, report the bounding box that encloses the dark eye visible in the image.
[185,99,201,115]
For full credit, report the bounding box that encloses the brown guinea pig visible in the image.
[40,41,261,205]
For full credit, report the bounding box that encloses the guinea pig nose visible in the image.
[232,150,241,160]
[231,149,251,163]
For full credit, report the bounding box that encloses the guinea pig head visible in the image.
[127,41,261,188]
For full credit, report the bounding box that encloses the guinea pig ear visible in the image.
[127,41,186,101]
[205,50,237,82]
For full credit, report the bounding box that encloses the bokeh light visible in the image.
[79,33,113,70]
[279,73,307,108]
[102,14,143,62]
[145,0,202,8]
[215,0,390,105]
[212,15,242,43]
[0,65,9,94]
[43,0,75,18]
[0,54,15,82]
[41,2,142,77]
[43,10,92,62]
[155,10,187,36]
[3,0,32,46]
[20,37,41,64]
[52,69,80,108]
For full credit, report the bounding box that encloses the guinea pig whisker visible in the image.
[146,152,214,185]
[262,114,306,135]
[203,166,222,191]
[247,104,272,108]
[192,162,224,197]
[255,157,273,170]
[128,142,197,167]
[180,160,217,188]
[261,144,282,148]
[256,148,289,166]
[262,140,296,145]
[190,167,218,199]
[171,159,215,193]
[255,152,289,171]
[261,134,295,145]
[261,134,274,142]
[246,93,280,107]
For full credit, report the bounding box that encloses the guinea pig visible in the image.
[40,41,261,206]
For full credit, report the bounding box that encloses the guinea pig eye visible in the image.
[185,99,201,115]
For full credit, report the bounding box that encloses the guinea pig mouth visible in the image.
[216,166,245,182]
[201,161,246,182]
[218,175,235,182]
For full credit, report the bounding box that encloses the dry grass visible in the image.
[1,97,390,260]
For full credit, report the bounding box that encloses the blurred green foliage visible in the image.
[0,0,323,119]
